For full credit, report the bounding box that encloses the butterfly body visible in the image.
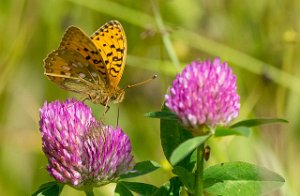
[88,84,125,105]
[44,20,127,107]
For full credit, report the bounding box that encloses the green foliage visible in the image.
[230,118,288,128]
[172,166,194,192]
[152,177,182,196]
[215,118,288,137]
[120,160,160,179]
[169,135,211,166]
[159,105,194,168]
[215,126,251,137]
[32,181,63,196]
[114,183,133,196]
[203,162,285,196]
[144,111,178,120]
[116,182,158,195]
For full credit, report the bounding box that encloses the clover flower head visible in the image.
[165,58,240,133]
[39,99,134,188]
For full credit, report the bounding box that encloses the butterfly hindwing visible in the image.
[91,20,127,87]
[44,49,105,93]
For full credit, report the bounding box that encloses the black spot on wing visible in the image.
[93,59,102,64]
[111,67,120,74]
[112,57,122,61]
[91,51,99,55]
[116,48,124,52]
[114,63,122,67]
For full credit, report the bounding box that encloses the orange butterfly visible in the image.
[44,20,127,107]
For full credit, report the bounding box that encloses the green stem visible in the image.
[194,144,204,196]
[84,188,94,196]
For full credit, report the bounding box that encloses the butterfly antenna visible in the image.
[126,75,157,89]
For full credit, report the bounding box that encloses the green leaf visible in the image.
[121,181,158,195]
[189,149,197,164]
[32,181,64,196]
[120,160,160,179]
[214,118,288,137]
[172,166,194,192]
[152,177,182,196]
[167,177,182,196]
[160,104,193,168]
[151,187,169,196]
[170,135,211,166]
[215,126,250,137]
[230,118,288,128]
[144,111,178,120]
[203,161,285,196]
[114,182,133,196]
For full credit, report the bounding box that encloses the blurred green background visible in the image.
[0,0,299,195]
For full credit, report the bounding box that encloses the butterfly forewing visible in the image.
[91,20,127,87]
[58,26,109,82]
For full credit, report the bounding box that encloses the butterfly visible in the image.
[44,20,127,107]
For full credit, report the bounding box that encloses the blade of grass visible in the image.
[67,0,154,28]
[150,0,181,70]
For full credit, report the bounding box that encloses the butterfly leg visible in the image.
[104,105,110,115]
[99,98,111,121]
[99,105,110,122]
[104,96,111,114]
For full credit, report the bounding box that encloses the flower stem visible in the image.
[194,144,205,196]
[84,188,94,196]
